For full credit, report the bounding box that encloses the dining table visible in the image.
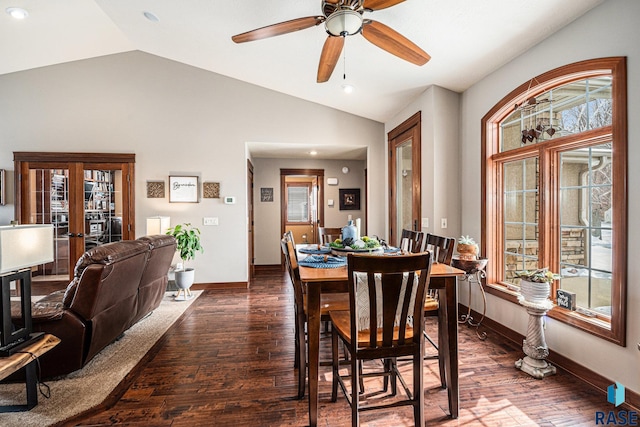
[297,247,466,427]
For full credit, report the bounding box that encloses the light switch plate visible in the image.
[327,177,338,185]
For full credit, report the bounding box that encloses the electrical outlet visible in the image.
[203,217,219,226]
[441,218,447,228]
[422,218,429,228]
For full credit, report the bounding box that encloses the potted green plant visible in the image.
[515,268,561,303]
[166,223,203,297]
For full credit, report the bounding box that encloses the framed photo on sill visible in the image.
[339,188,360,210]
[169,176,199,203]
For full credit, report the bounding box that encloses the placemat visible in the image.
[299,246,331,255]
[299,255,347,268]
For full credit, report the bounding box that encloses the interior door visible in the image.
[388,112,421,247]
[280,168,324,247]
[14,152,135,282]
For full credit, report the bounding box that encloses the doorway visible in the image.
[388,112,421,246]
[280,169,324,245]
[14,152,135,282]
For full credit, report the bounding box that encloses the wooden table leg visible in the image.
[440,277,460,418]
[307,283,321,427]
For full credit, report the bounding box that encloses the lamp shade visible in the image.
[0,224,54,274]
[325,9,362,36]
[146,216,170,236]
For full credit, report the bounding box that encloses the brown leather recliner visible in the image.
[12,235,176,378]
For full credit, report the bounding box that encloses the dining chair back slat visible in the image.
[318,227,342,245]
[400,229,426,253]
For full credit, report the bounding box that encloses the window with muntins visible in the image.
[481,58,627,345]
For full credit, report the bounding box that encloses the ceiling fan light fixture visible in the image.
[325,9,363,36]
[342,83,355,94]
[6,7,28,20]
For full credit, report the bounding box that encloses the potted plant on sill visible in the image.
[515,268,561,304]
[167,223,203,300]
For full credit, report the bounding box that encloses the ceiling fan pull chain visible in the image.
[343,36,347,80]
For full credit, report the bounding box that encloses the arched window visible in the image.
[481,57,627,345]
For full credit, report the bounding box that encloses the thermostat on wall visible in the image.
[224,196,236,204]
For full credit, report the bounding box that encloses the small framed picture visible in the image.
[169,176,199,203]
[146,181,165,198]
[203,182,220,199]
[339,188,360,210]
[260,187,274,202]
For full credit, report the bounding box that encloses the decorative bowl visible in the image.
[451,256,488,274]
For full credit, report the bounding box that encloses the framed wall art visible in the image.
[169,176,199,203]
[339,188,360,210]
[260,187,274,202]
[203,182,220,199]
[146,181,165,198]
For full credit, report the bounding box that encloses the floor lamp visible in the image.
[0,224,54,356]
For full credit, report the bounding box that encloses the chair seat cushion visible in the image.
[329,310,416,346]
[424,295,439,312]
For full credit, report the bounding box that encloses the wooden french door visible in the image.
[388,112,421,247]
[14,152,135,281]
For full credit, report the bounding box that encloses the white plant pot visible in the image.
[175,268,195,290]
[519,279,550,304]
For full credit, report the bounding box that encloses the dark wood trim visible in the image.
[192,282,248,290]
[247,159,255,286]
[14,152,135,163]
[460,304,640,411]
[254,264,282,272]
[388,111,421,246]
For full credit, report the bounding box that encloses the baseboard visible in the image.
[460,304,640,411]
[191,282,248,290]
[255,264,282,272]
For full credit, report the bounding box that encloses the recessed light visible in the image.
[342,84,355,94]
[6,7,29,20]
[309,151,318,156]
[143,11,159,22]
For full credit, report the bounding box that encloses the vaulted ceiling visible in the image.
[2,0,603,123]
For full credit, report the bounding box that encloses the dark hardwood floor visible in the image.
[44,268,613,426]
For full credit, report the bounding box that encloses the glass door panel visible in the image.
[83,168,123,251]
[396,140,413,238]
[28,168,70,280]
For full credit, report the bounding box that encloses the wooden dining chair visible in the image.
[400,228,426,253]
[280,234,349,399]
[423,233,455,387]
[318,227,342,245]
[330,252,433,427]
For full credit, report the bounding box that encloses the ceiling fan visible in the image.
[231,0,430,83]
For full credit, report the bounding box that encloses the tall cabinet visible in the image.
[14,152,135,282]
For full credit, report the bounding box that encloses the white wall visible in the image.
[252,157,367,265]
[460,0,640,393]
[0,51,384,284]
[385,85,462,241]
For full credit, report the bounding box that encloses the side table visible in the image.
[0,334,60,412]
[452,256,489,340]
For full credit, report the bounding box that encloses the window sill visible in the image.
[484,282,622,346]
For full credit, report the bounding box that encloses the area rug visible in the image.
[0,291,201,427]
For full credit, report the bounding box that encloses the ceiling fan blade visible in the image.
[317,36,345,83]
[361,20,430,65]
[363,0,406,10]
[232,16,324,43]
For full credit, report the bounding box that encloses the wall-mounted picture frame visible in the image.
[146,181,165,198]
[339,188,360,210]
[260,187,274,202]
[203,182,220,199]
[0,169,5,205]
[169,176,199,203]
